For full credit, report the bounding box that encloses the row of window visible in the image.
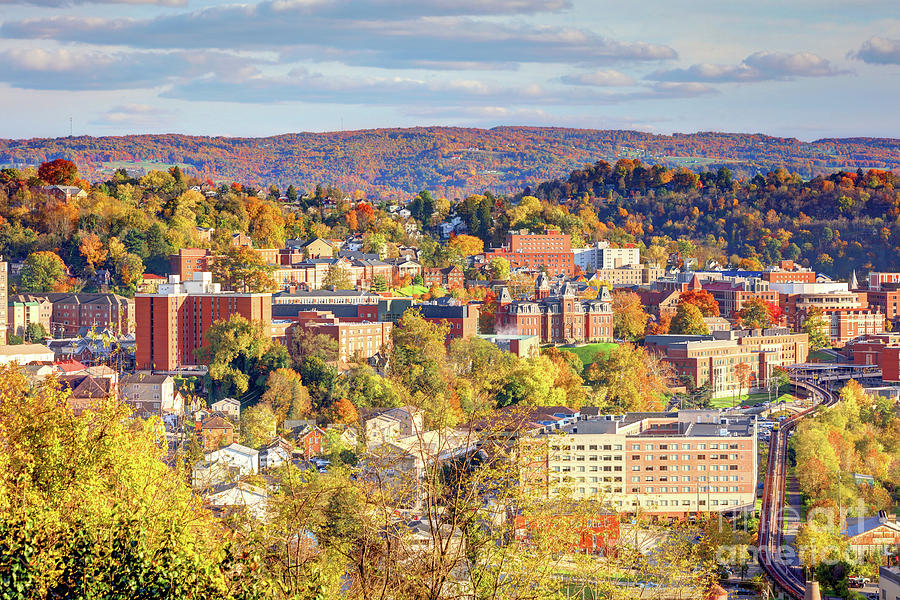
[633,453,741,461]
[632,475,741,482]
[633,486,740,493]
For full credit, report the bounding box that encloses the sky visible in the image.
[0,0,898,140]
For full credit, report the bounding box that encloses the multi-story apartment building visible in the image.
[572,241,640,272]
[119,373,181,417]
[590,266,665,287]
[703,278,779,319]
[773,281,884,346]
[8,294,52,339]
[530,410,757,518]
[484,228,575,276]
[645,328,808,397]
[285,310,392,362]
[31,292,134,337]
[496,278,613,344]
[135,272,272,371]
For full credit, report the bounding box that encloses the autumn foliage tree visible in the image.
[736,298,776,329]
[669,303,709,335]
[584,343,672,412]
[79,233,107,273]
[212,246,277,293]
[38,158,78,185]
[21,251,68,292]
[447,233,484,257]
[611,290,649,341]
[678,289,719,317]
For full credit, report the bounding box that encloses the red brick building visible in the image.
[423,266,464,289]
[847,333,900,381]
[418,302,480,343]
[703,280,780,319]
[285,310,392,363]
[513,511,619,555]
[295,425,326,459]
[169,248,215,281]
[135,273,272,371]
[496,279,613,344]
[36,292,135,337]
[484,228,575,276]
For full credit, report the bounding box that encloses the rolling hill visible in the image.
[2,126,898,199]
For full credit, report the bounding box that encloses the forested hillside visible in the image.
[518,161,900,279]
[2,127,899,198]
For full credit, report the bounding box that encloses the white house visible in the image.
[206,482,269,520]
[119,373,180,417]
[259,437,293,470]
[211,397,241,420]
[362,406,425,445]
[193,443,259,488]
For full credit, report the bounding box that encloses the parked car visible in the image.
[849,576,871,587]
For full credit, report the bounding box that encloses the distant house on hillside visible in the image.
[41,185,87,201]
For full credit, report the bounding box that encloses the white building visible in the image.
[211,397,240,420]
[192,443,259,488]
[0,343,55,366]
[206,482,269,520]
[572,241,640,271]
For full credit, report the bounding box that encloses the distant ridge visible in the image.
[2,126,897,198]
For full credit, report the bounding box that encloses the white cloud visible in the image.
[650,51,847,83]
[851,37,900,65]
[0,3,676,69]
[560,69,636,87]
[0,48,261,90]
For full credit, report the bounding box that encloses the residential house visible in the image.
[291,424,326,459]
[59,372,116,416]
[361,406,425,445]
[843,512,900,562]
[365,429,477,509]
[199,415,235,451]
[879,567,900,600]
[211,397,241,420]
[41,185,87,201]
[119,373,180,417]
[205,482,269,520]
[192,443,259,488]
[259,436,294,469]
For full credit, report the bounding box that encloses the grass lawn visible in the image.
[808,349,837,363]
[393,284,430,296]
[707,391,797,409]
[559,343,619,369]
